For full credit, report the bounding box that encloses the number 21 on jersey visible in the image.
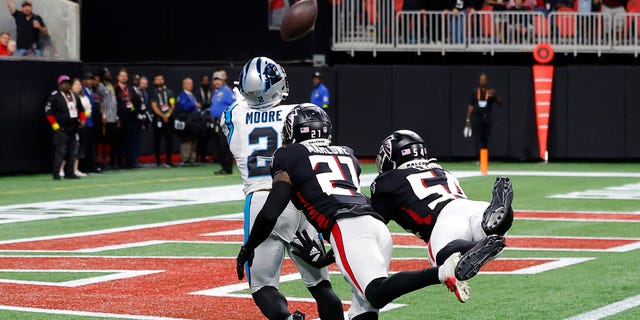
[309,155,361,196]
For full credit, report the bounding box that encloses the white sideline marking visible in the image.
[190,271,406,319]
[1,169,637,224]
[0,305,187,320]
[550,182,640,200]
[391,257,594,275]
[565,294,640,320]
[0,269,163,287]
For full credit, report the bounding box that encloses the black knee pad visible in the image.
[308,280,344,320]
[364,278,387,309]
[252,286,290,320]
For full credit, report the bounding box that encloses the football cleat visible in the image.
[455,235,506,281]
[439,252,471,303]
[291,310,306,320]
[482,177,514,236]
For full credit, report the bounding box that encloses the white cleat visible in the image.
[439,252,470,303]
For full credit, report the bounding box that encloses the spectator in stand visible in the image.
[487,0,508,42]
[114,68,141,169]
[150,74,176,168]
[601,0,626,41]
[209,71,235,175]
[96,67,119,170]
[195,75,212,163]
[310,71,330,110]
[0,32,10,56]
[444,0,467,44]
[507,0,534,43]
[45,75,85,180]
[131,75,149,168]
[81,73,101,173]
[5,0,47,56]
[176,77,200,166]
[8,39,16,55]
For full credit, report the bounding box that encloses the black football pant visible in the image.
[52,129,78,177]
[154,123,174,165]
[471,112,492,155]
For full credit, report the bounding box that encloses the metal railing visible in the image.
[332,1,640,56]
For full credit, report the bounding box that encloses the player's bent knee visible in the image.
[308,280,344,319]
[252,286,290,320]
[364,278,388,309]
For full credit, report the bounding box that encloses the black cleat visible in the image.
[482,177,514,236]
[291,310,306,320]
[455,235,506,281]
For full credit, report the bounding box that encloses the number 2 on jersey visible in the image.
[309,155,361,196]
[247,127,278,177]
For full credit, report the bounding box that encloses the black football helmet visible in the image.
[282,104,332,145]
[376,130,428,173]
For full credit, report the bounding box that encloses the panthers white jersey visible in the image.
[222,101,318,195]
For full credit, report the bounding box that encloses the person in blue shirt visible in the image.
[176,77,201,166]
[310,71,329,109]
[80,73,101,173]
[209,71,236,175]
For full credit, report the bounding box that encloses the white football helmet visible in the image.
[238,57,289,109]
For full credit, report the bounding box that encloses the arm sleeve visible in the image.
[243,181,293,250]
[76,94,86,121]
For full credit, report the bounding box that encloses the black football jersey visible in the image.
[370,162,466,241]
[270,143,370,238]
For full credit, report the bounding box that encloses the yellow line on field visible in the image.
[0,175,234,196]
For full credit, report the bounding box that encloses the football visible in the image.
[280,0,318,41]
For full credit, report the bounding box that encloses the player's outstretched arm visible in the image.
[236,171,293,280]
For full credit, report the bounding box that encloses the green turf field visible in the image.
[0,161,638,319]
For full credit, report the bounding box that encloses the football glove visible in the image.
[236,246,254,280]
[463,126,472,138]
[290,230,335,268]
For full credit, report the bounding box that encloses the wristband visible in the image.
[52,123,60,131]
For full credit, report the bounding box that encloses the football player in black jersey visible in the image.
[237,106,472,320]
[371,130,513,281]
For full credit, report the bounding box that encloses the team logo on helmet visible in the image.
[263,62,282,93]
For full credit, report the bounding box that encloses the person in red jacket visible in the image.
[45,75,86,180]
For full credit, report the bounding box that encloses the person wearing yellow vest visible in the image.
[465,73,502,158]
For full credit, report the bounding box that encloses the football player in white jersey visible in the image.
[221,57,343,320]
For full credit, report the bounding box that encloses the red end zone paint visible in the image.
[0,257,326,320]
[0,256,564,319]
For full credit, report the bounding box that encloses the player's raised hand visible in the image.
[290,230,335,268]
[236,246,254,280]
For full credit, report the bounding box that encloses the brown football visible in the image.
[280,0,318,41]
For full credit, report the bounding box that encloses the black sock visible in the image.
[308,280,344,320]
[352,312,378,320]
[436,239,477,266]
[364,267,440,309]
[252,286,290,320]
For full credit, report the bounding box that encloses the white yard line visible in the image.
[0,269,163,287]
[0,305,188,320]
[565,294,640,320]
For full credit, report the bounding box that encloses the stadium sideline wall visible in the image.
[1,63,639,175]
